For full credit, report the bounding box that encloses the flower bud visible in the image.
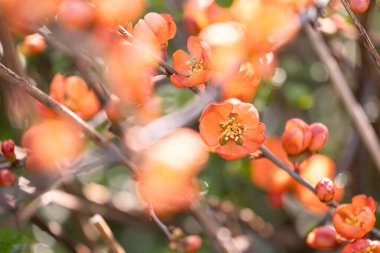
[105,94,125,122]
[1,139,16,162]
[281,118,311,155]
[309,123,328,152]
[0,169,16,187]
[315,178,335,203]
[306,226,340,250]
[19,33,46,56]
[183,235,202,253]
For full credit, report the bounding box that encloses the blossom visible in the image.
[281,118,311,155]
[49,74,100,120]
[342,239,380,253]
[170,36,211,88]
[250,137,293,193]
[199,99,265,160]
[333,195,376,239]
[309,123,329,152]
[306,226,340,250]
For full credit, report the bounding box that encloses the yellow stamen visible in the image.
[219,114,245,145]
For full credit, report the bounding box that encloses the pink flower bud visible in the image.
[183,235,202,253]
[315,178,335,203]
[281,118,311,155]
[0,169,16,187]
[309,123,328,152]
[306,226,340,250]
[1,139,15,162]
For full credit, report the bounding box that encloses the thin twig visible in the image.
[89,214,126,253]
[0,62,138,175]
[305,24,380,174]
[340,0,380,75]
[148,205,172,240]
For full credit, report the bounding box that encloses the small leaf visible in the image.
[215,0,234,8]
[0,228,27,253]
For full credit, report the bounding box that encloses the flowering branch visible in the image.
[0,62,138,175]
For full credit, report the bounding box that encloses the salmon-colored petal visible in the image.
[144,12,169,45]
[186,70,210,86]
[352,195,376,213]
[172,49,192,76]
[133,19,160,48]
[232,102,260,124]
[160,13,176,40]
[216,141,249,160]
[188,36,204,60]
[49,73,65,101]
[170,74,190,88]
[199,102,232,146]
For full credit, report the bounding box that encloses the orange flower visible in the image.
[22,118,84,174]
[136,128,208,216]
[309,123,328,153]
[19,33,46,56]
[170,36,211,88]
[250,137,293,193]
[94,0,144,27]
[282,118,311,156]
[57,0,95,29]
[220,62,260,102]
[342,239,380,253]
[333,195,376,239]
[199,99,265,160]
[49,74,100,120]
[293,154,344,214]
[306,226,340,250]
[132,12,176,51]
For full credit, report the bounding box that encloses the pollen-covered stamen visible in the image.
[355,245,376,253]
[219,113,245,145]
[186,58,205,74]
[344,215,362,227]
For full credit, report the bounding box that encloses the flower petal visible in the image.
[172,49,192,76]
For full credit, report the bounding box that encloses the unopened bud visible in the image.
[183,235,202,253]
[105,94,125,123]
[1,139,15,162]
[282,118,311,155]
[315,178,335,203]
[306,226,340,250]
[0,169,16,187]
[309,123,328,152]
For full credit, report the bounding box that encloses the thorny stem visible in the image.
[340,0,380,76]
[0,62,138,175]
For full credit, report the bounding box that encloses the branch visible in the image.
[305,24,380,174]
[340,0,380,75]
[0,62,138,175]
[89,214,126,253]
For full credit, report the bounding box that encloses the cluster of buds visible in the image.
[168,227,202,253]
[281,118,328,156]
[307,195,377,252]
[0,139,17,187]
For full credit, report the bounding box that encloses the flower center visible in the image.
[356,245,375,253]
[186,58,205,73]
[219,113,245,146]
[344,215,361,227]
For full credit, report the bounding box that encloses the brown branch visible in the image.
[305,24,380,174]
[31,215,77,253]
[191,203,242,253]
[0,62,138,175]
[340,0,380,75]
[89,214,126,253]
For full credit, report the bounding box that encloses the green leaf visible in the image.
[0,228,27,253]
[215,0,234,8]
